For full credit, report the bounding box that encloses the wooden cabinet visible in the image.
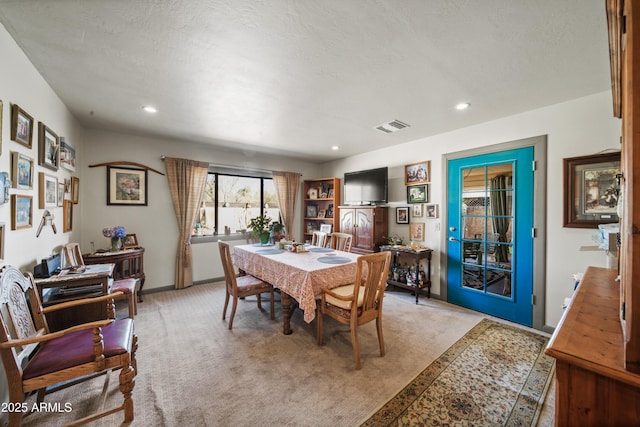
[545,267,640,426]
[543,3,640,425]
[302,178,340,243]
[339,206,388,254]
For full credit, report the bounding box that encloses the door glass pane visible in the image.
[459,163,514,298]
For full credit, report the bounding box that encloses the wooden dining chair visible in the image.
[218,241,275,330]
[63,242,138,317]
[0,265,137,426]
[311,231,329,247]
[317,251,391,369]
[328,232,353,252]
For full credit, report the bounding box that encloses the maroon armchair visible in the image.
[0,265,137,426]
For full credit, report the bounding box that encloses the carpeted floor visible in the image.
[19,282,553,427]
[361,318,555,426]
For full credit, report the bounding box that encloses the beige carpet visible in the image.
[19,282,548,426]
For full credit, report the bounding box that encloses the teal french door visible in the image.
[447,147,534,326]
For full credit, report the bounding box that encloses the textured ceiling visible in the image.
[0,0,611,162]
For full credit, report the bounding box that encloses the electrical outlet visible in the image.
[435,222,441,231]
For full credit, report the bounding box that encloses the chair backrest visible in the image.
[329,232,353,252]
[311,231,328,247]
[218,241,238,295]
[353,251,392,316]
[63,242,84,267]
[0,266,48,381]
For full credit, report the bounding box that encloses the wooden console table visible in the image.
[380,245,432,303]
[545,267,640,426]
[84,247,146,302]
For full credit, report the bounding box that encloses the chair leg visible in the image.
[316,309,323,346]
[127,293,135,319]
[269,288,275,320]
[351,324,362,370]
[228,296,238,330]
[376,316,385,357]
[118,362,136,422]
[222,292,230,320]
[7,393,23,427]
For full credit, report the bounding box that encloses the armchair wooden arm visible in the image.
[0,319,113,349]
[321,287,354,302]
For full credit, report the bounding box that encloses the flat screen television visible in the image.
[343,167,388,205]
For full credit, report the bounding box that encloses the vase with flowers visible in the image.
[103,226,127,252]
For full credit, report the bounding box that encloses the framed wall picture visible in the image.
[563,152,620,228]
[57,182,65,207]
[425,203,439,218]
[409,222,425,241]
[63,199,73,232]
[11,151,34,190]
[123,233,139,249]
[60,137,76,171]
[306,204,318,218]
[0,172,10,205]
[38,172,58,209]
[71,176,80,204]
[10,104,34,148]
[107,166,148,206]
[412,204,423,217]
[11,194,32,230]
[405,161,430,185]
[38,122,60,171]
[319,224,332,233]
[396,207,409,224]
[407,185,428,203]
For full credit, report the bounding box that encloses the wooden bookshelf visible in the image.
[302,177,340,243]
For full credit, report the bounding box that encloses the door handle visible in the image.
[449,236,457,242]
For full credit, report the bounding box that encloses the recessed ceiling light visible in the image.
[331,146,339,150]
[142,106,157,113]
[455,102,470,110]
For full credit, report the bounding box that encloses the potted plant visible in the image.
[248,214,272,244]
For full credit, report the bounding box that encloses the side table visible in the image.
[83,247,146,302]
[380,245,432,304]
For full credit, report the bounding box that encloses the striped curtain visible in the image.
[165,157,209,289]
[490,175,511,263]
[272,171,300,241]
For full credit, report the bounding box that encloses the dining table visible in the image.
[232,243,360,334]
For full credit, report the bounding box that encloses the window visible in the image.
[194,173,280,236]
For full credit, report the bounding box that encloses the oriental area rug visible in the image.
[361,318,555,427]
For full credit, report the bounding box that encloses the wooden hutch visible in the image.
[544,1,640,425]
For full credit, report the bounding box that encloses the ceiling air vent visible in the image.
[374,119,410,134]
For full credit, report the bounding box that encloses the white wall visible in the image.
[81,128,322,290]
[320,91,621,328]
[0,22,86,408]
[0,23,85,272]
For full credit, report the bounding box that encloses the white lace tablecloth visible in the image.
[232,244,359,322]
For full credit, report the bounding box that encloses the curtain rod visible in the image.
[160,155,302,176]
